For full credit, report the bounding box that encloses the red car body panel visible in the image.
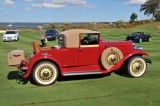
[23,42,149,78]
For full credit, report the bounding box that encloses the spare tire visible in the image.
[101,47,123,70]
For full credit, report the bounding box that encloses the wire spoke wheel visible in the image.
[128,56,147,78]
[37,65,54,82]
[33,61,59,86]
[101,47,123,70]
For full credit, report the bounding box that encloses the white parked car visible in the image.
[3,30,19,42]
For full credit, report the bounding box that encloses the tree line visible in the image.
[130,0,160,23]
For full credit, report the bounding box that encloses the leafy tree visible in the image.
[62,23,72,31]
[130,13,138,24]
[140,0,160,20]
[155,11,160,21]
[115,20,125,28]
[49,23,56,29]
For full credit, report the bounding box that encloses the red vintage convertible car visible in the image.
[7,29,151,86]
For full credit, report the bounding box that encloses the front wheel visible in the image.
[127,56,147,78]
[33,61,59,86]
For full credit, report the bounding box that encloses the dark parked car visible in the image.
[45,29,58,41]
[126,32,151,43]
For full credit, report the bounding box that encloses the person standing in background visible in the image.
[39,26,47,47]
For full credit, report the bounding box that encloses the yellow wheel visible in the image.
[101,47,123,70]
[128,56,147,78]
[33,61,59,86]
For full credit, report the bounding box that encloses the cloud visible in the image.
[24,0,33,2]
[125,0,146,5]
[53,0,87,5]
[3,0,95,10]
[84,4,96,8]
[24,7,37,11]
[52,0,96,8]
[32,3,65,8]
[26,0,95,9]
[5,0,15,7]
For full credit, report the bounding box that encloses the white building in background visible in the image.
[8,24,13,27]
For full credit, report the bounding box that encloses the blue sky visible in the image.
[0,0,150,22]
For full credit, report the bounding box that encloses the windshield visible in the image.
[5,31,16,34]
[132,32,143,35]
[46,30,56,33]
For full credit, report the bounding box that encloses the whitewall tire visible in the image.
[127,56,147,78]
[33,61,59,86]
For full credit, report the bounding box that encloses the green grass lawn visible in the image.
[0,26,160,106]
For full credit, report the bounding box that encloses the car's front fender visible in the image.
[108,50,149,72]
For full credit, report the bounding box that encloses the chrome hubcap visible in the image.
[132,60,144,75]
[105,50,120,66]
[43,71,49,77]
[37,65,54,82]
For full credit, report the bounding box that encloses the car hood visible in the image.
[127,34,139,39]
[46,33,57,35]
[3,34,17,37]
[128,34,137,37]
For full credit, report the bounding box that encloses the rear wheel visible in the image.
[33,61,59,86]
[127,56,147,78]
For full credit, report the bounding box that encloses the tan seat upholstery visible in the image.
[41,46,53,51]
[32,42,41,53]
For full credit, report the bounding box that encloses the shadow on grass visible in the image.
[114,66,130,78]
[58,73,111,82]
[7,70,112,85]
[7,70,29,85]
[7,68,132,86]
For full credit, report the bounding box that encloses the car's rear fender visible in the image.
[107,50,149,72]
[23,55,62,78]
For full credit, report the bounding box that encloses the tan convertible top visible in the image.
[59,29,100,48]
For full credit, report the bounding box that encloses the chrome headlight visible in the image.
[134,46,142,50]
[132,42,135,47]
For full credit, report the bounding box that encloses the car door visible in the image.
[61,48,79,67]
[79,33,100,66]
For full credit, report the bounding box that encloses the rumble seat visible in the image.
[32,42,53,53]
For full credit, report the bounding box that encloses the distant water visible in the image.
[0,22,110,29]
[0,22,50,28]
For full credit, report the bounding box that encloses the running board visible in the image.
[63,70,102,76]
